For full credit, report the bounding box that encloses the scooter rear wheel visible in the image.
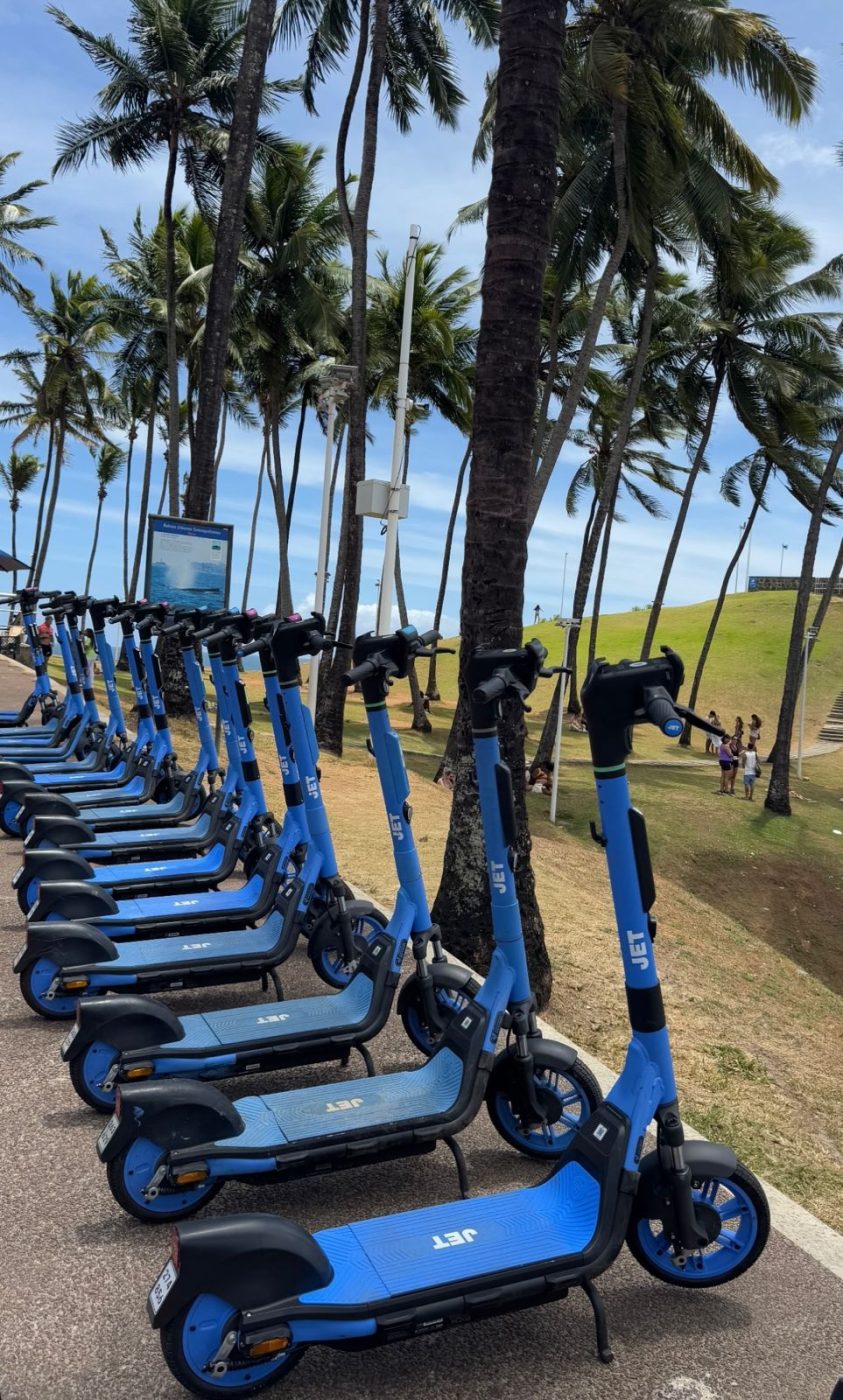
[627,1158,770,1287]
[161,1296,303,1397]
[107,1138,223,1222]
[68,1039,119,1113]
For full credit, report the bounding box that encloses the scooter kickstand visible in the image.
[581,1277,613,1363]
[266,967,285,1001]
[442,1136,470,1199]
[357,1043,376,1078]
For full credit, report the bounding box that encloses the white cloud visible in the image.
[757,132,839,171]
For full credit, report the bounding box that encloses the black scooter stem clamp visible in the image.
[344,626,445,705]
[469,639,555,731]
[269,614,330,684]
[582,646,723,770]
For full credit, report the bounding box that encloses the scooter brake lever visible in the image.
[675,702,724,737]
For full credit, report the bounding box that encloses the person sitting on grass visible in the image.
[742,740,760,800]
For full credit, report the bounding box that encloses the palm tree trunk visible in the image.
[640,358,726,658]
[34,412,66,585]
[157,457,168,516]
[426,441,471,699]
[809,534,843,646]
[187,0,277,520]
[285,395,308,540]
[163,131,181,516]
[586,474,620,669]
[85,494,105,594]
[335,0,371,244]
[430,0,567,1010]
[323,421,346,603]
[564,251,659,708]
[130,395,158,602]
[530,276,564,472]
[121,424,136,598]
[394,540,431,732]
[242,432,268,609]
[28,420,54,584]
[267,410,293,615]
[680,459,772,746]
[10,499,18,594]
[316,0,390,756]
[527,95,630,529]
[209,410,226,520]
[765,426,843,815]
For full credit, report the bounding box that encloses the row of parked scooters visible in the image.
[2,585,770,1396]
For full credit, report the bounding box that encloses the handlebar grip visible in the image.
[644,688,683,738]
[418,629,442,648]
[343,660,377,687]
[472,675,508,704]
[239,637,267,657]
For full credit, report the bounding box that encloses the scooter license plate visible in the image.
[12,865,24,887]
[97,1113,120,1155]
[149,1260,178,1316]
[61,1022,79,1056]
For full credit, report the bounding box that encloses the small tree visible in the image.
[0,450,42,590]
[85,441,126,593]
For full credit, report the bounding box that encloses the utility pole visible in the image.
[307,365,355,716]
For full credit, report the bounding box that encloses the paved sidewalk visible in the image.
[0,659,840,1400]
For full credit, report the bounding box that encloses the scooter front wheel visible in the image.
[398,967,482,1056]
[487,1048,602,1158]
[307,903,388,989]
[107,1138,223,1222]
[627,1158,770,1287]
[161,1296,304,1397]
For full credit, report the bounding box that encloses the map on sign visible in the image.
[144,516,233,610]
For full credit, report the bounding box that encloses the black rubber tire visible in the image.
[626,1158,770,1288]
[161,1303,304,1398]
[486,1050,602,1159]
[106,1146,224,1224]
[18,965,76,1020]
[307,902,389,990]
[68,1047,116,1114]
[397,966,481,1057]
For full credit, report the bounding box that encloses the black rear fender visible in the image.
[15,920,118,974]
[64,995,184,1062]
[149,1213,332,1329]
[30,881,119,922]
[99,1079,243,1162]
[28,815,97,849]
[16,790,81,821]
[0,762,36,783]
[18,850,95,890]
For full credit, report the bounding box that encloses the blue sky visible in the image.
[0,0,842,635]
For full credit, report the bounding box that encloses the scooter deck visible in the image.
[75,869,267,928]
[305,1159,602,1302]
[45,811,215,854]
[164,972,375,1051]
[88,841,228,886]
[92,908,286,973]
[217,1047,465,1150]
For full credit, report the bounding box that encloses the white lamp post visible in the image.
[307,364,356,717]
[376,225,421,636]
[549,617,579,824]
[797,624,818,780]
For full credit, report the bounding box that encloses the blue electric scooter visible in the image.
[0,593,94,760]
[58,613,408,1112]
[13,617,384,1018]
[95,628,601,1224]
[12,607,267,913]
[144,641,770,1397]
[0,586,62,728]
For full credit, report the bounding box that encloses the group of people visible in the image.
[706,712,763,800]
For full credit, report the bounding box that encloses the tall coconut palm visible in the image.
[425,441,471,701]
[85,441,126,592]
[0,451,42,589]
[526,0,816,529]
[0,152,55,306]
[429,0,567,1008]
[280,0,498,754]
[49,0,286,513]
[641,207,843,657]
[0,351,55,577]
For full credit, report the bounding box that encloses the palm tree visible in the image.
[0,451,42,589]
[766,425,843,815]
[280,0,498,754]
[526,0,817,529]
[0,152,55,305]
[85,442,126,592]
[641,207,843,657]
[425,441,471,701]
[0,351,55,576]
[49,0,286,513]
[429,0,567,1009]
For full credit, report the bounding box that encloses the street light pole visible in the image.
[779,543,788,578]
[558,551,568,622]
[307,365,355,717]
[376,225,421,636]
[549,618,578,824]
[797,625,818,780]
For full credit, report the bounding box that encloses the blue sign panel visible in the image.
[144,516,233,611]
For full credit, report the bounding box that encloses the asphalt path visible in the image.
[0,659,841,1400]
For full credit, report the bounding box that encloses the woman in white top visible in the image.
[742,741,760,800]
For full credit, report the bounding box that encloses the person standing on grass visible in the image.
[742,740,760,800]
[749,713,762,744]
[734,715,745,743]
[718,736,733,793]
[728,731,743,794]
[705,710,721,755]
